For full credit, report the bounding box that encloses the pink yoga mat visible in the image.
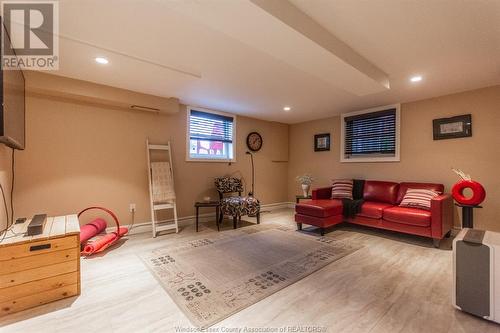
[80,218,107,243]
[82,227,128,255]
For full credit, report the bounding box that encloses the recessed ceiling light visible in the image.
[410,75,422,82]
[95,57,109,65]
[283,106,291,111]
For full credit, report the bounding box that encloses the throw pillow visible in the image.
[331,179,353,200]
[399,188,441,210]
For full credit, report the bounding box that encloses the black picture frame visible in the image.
[314,133,330,151]
[433,114,472,140]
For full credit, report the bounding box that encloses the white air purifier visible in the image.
[453,228,500,323]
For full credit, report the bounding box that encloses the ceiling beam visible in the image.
[250,0,390,90]
[164,0,389,95]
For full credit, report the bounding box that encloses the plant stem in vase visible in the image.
[301,184,310,197]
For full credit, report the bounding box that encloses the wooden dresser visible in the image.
[0,215,80,317]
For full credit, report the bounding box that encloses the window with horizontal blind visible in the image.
[341,105,400,162]
[187,107,236,161]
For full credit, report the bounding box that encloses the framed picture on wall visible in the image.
[433,114,472,140]
[314,133,330,151]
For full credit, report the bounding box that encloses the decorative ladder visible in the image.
[146,139,179,237]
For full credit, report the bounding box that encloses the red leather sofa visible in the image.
[295,180,453,247]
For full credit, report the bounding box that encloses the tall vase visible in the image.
[301,184,310,197]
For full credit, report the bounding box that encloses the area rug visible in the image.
[140,224,362,328]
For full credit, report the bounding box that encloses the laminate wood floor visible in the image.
[1,209,499,333]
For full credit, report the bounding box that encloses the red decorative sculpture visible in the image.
[451,169,486,206]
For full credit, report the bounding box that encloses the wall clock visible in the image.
[246,132,263,152]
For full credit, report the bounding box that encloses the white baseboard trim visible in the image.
[116,212,212,235]
[260,202,295,211]
[105,201,294,235]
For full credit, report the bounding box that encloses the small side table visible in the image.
[455,203,482,228]
[194,201,220,232]
[296,195,312,203]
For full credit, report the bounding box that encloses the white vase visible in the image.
[301,184,310,197]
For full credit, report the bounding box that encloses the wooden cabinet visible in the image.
[0,215,80,317]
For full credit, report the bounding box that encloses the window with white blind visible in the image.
[340,104,400,162]
[186,107,236,162]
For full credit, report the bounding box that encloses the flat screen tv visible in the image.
[0,21,25,150]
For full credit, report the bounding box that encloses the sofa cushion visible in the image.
[331,179,353,200]
[363,181,400,205]
[396,182,444,204]
[357,201,393,219]
[295,213,343,228]
[383,206,431,227]
[295,200,343,218]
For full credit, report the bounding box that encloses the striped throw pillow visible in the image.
[399,189,441,210]
[331,179,353,200]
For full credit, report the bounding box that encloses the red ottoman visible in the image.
[295,199,343,235]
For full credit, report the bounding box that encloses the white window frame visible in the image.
[186,106,237,163]
[340,104,400,163]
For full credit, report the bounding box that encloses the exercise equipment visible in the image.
[82,227,128,254]
[78,206,128,256]
[80,218,107,243]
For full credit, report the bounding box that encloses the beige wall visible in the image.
[2,77,499,233]
[0,145,13,230]
[288,85,500,231]
[11,94,288,227]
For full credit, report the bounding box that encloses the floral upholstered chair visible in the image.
[214,177,260,229]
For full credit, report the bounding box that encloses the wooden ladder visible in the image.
[146,139,179,237]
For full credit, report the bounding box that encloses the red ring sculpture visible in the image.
[451,180,486,206]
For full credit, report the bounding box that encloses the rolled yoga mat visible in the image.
[80,218,107,244]
[82,227,128,255]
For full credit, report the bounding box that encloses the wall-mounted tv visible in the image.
[0,21,25,150]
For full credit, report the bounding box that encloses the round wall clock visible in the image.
[246,132,263,152]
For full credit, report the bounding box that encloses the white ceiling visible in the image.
[54,0,500,123]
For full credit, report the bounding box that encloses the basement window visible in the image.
[340,104,400,162]
[186,107,236,162]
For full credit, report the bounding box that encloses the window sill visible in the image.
[186,157,236,163]
[341,156,400,163]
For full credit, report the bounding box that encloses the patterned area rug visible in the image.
[140,224,362,328]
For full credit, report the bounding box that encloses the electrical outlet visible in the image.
[129,203,136,212]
